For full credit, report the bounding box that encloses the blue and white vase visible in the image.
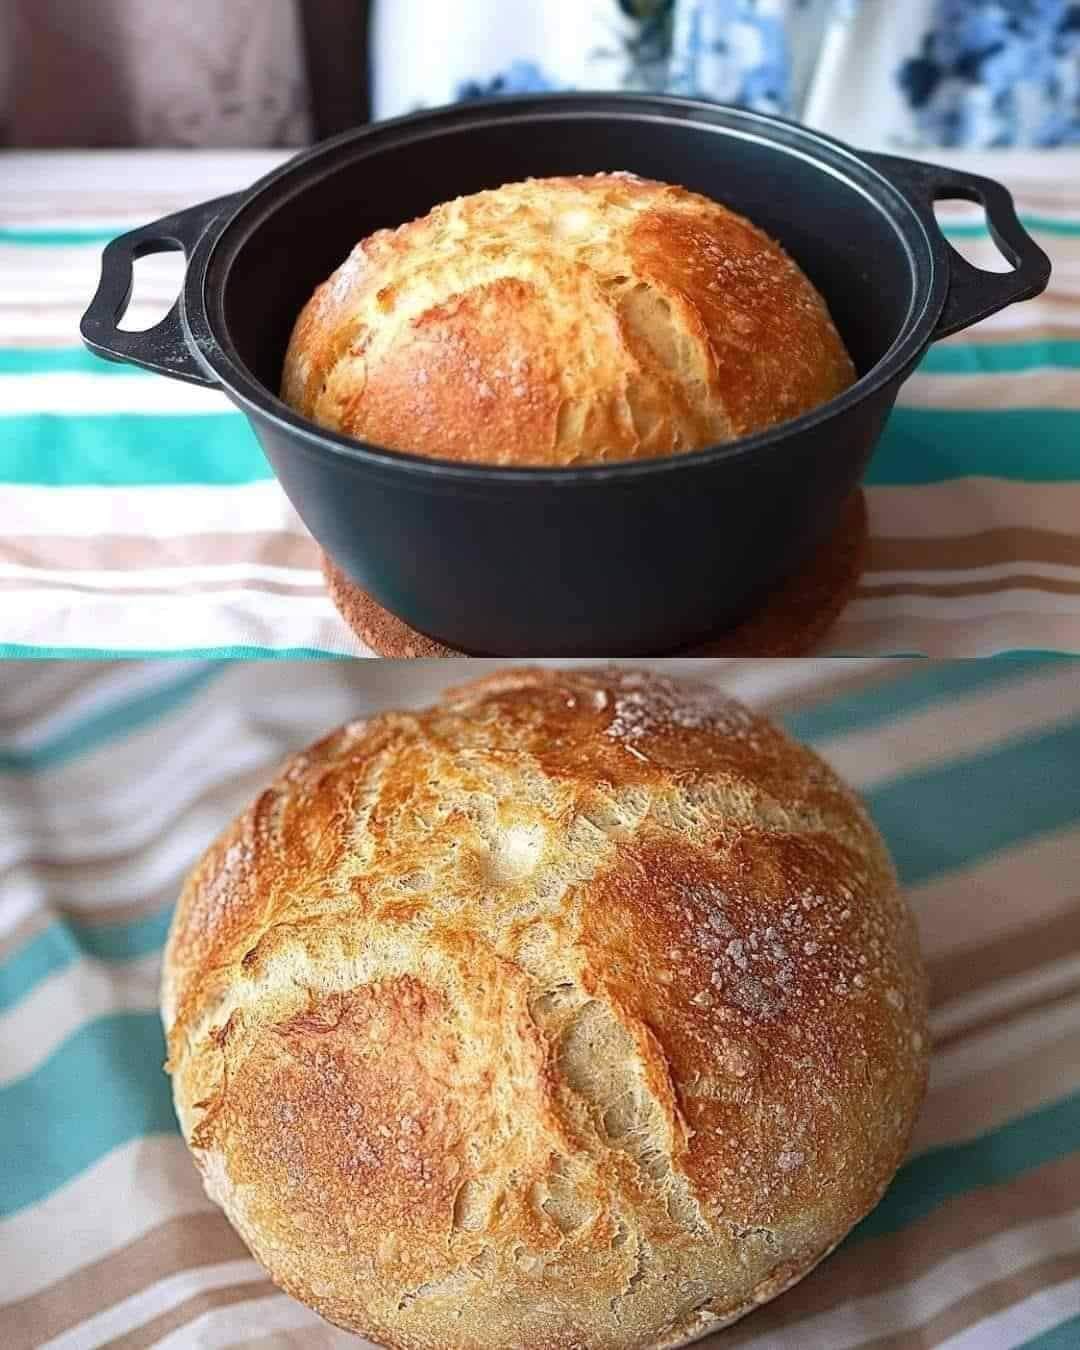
[371,0,666,120]
[371,0,1080,150]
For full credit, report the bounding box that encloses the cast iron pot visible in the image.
[82,94,1050,656]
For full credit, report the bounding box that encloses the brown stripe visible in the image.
[0,576,327,600]
[1028,289,1080,312]
[2,1212,249,1350]
[945,324,1080,345]
[933,981,1080,1052]
[857,574,1080,601]
[856,1251,1080,1350]
[103,1279,279,1350]
[928,902,1080,1006]
[0,533,320,573]
[720,1151,1080,1346]
[869,530,1080,574]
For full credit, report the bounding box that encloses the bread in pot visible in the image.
[281,175,857,467]
[162,666,927,1349]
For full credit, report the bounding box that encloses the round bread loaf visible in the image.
[162,667,927,1349]
[281,175,856,466]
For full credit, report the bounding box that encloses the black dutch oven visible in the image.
[81,94,1051,656]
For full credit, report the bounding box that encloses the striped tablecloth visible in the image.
[1,656,1079,1348]
[2,149,1080,658]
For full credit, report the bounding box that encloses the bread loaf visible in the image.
[281,175,856,466]
[163,666,927,1349]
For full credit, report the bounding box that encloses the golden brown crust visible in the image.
[163,667,927,1349]
[281,175,856,467]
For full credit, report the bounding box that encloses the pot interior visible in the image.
[214,112,927,412]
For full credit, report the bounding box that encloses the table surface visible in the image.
[2,149,1080,658]
[1,656,1078,1347]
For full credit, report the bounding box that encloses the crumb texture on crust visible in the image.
[163,667,928,1350]
[280,175,856,467]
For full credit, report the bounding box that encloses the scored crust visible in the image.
[162,667,928,1350]
[280,175,856,467]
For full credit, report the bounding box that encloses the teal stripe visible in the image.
[867,409,1080,486]
[847,1092,1080,1246]
[0,414,272,487]
[943,215,1080,239]
[0,348,154,377]
[0,227,120,246]
[1022,1314,1080,1349]
[783,656,1060,745]
[0,906,172,1015]
[0,1014,177,1217]
[3,407,1073,489]
[865,715,1080,888]
[920,341,1080,375]
[0,664,221,774]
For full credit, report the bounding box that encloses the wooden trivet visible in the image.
[324,491,868,658]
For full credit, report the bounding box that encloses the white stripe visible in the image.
[0,953,161,1088]
[934,1277,1080,1350]
[931,992,1080,1092]
[0,725,277,865]
[0,886,47,946]
[908,825,1080,961]
[0,373,232,417]
[1,817,216,926]
[741,1210,1080,1350]
[901,368,1080,411]
[150,1293,359,1350]
[1,148,286,196]
[33,558,1059,601]
[866,562,1080,587]
[0,249,186,309]
[0,481,306,540]
[931,949,1080,1043]
[0,1137,214,1302]
[39,1260,265,1350]
[0,587,368,656]
[0,306,189,344]
[0,563,323,589]
[818,664,1080,792]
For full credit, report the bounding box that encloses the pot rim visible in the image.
[183,92,943,488]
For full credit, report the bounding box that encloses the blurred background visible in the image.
[3,0,1078,151]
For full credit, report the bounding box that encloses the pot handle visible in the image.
[862,152,1051,341]
[80,194,242,387]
